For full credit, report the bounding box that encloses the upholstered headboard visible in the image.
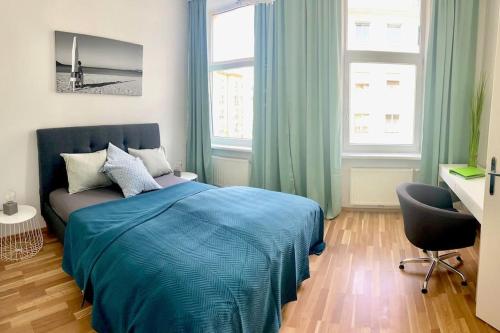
[36,123,160,206]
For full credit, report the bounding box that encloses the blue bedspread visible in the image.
[63,182,325,333]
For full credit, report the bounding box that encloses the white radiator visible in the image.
[212,156,250,187]
[349,168,414,206]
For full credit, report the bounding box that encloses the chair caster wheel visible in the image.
[399,264,404,270]
[461,281,468,286]
[456,256,463,262]
[421,288,428,294]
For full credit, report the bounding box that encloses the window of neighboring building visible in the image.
[386,23,403,44]
[209,5,254,149]
[345,0,425,155]
[355,22,371,43]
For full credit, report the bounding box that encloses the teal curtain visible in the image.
[186,0,213,183]
[250,0,342,218]
[420,0,479,185]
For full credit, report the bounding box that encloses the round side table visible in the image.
[0,205,43,262]
[180,172,198,182]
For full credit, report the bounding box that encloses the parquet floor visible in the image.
[0,210,497,333]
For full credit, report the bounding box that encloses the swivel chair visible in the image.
[396,183,477,294]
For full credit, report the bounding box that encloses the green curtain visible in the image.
[420,0,479,185]
[186,0,213,183]
[250,0,342,218]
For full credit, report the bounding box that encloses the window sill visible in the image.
[212,144,252,153]
[210,148,419,160]
[212,145,252,159]
[342,152,421,160]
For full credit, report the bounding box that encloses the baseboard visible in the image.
[342,206,402,213]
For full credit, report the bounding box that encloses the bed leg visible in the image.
[80,289,87,308]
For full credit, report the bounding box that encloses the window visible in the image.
[210,6,255,149]
[385,114,401,133]
[355,22,371,43]
[386,23,403,45]
[344,0,425,154]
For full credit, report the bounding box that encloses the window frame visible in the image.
[208,4,255,150]
[342,0,428,156]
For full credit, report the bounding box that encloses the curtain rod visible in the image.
[187,0,274,3]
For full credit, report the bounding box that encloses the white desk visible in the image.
[439,164,485,223]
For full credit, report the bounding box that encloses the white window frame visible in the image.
[342,0,428,156]
[208,4,255,150]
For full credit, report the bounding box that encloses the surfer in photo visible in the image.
[77,61,84,87]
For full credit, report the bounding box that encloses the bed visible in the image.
[36,123,325,333]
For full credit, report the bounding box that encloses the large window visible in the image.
[344,0,425,154]
[210,6,254,149]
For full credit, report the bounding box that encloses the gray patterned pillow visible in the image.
[104,143,135,183]
[102,156,161,198]
[107,142,134,161]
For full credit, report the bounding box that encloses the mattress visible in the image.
[49,173,187,222]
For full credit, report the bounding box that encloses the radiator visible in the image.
[212,156,250,187]
[349,168,414,206]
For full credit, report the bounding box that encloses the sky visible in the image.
[212,6,254,62]
[55,31,143,71]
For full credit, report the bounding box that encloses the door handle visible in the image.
[490,157,497,195]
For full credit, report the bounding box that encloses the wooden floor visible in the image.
[0,211,497,333]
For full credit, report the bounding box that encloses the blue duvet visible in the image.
[63,182,325,333]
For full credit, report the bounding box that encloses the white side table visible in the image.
[0,205,43,262]
[180,172,198,182]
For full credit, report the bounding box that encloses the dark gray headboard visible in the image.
[36,123,160,206]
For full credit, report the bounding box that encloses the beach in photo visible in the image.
[55,31,143,96]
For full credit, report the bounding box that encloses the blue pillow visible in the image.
[102,153,161,198]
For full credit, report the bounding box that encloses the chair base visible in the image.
[399,250,467,294]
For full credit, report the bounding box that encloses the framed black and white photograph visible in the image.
[55,31,143,96]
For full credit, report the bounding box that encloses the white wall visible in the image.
[476,0,500,168]
[0,0,188,220]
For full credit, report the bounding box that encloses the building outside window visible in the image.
[345,0,425,155]
[209,5,254,149]
[209,1,424,154]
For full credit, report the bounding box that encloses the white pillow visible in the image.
[61,150,112,194]
[128,146,173,177]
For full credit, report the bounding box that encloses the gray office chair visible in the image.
[396,183,477,294]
